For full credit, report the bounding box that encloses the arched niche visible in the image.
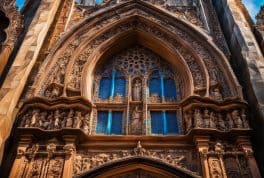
[34,1,242,102]
[82,30,193,101]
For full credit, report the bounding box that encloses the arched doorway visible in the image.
[77,157,200,178]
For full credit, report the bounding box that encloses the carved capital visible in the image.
[47,143,57,159]
[63,144,76,156]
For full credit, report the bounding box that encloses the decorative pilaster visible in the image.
[9,135,33,178]
[194,136,210,178]
[62,136,77,178]
[237,137,261,178]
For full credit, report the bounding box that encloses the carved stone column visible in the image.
[62,136,77,178]
[237,137,262,178]
[9,135,33,178]
[194,136,210,178]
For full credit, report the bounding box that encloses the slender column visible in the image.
[9,135,33,178]
[62,136,77,178]
[110,69,116,98]
[159,71,165,102]
[237,137,261,178]
[107,111,113,134]
[162,111,167,134]
[194,136,210,178]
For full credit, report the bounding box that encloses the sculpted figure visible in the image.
[47,112,54,130]
[54,110,61,129]
[204,109,210,128]
[212,88,223,101]
[82,113,90,134]
[30,109,40,127]
[241,109,249,128]
[131,106,142,134]
[66,109,74,128]
[194,109,203,128]
[74,111,82,128]
[132,79,142,101]
[231,110,243,128]
[21,113,31,127]
[184,111,193,132]
[209,112,216,128]
[227,113,234,130]
[39,112,49,129]
[217,113,225,131]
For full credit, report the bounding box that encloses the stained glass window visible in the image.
[149,71,162,97]
[164,78,177,100]
[96,111,123,135]
[150,111,179,135]
[98,70,126,99]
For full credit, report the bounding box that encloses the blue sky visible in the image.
[243,0,264,21]
[16,0,263,21]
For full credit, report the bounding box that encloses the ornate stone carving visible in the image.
[208,158,224,178]
[132,78,142,101]
[231,110,243,128]
[130,106,143,135]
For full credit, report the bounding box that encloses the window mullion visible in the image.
[159,71,165,101]
[110,69,116,98]
[162,111,167,135]
[107,111,112,134]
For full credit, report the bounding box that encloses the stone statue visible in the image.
[74,111,82,128]
[82,113,90,134]
[30,109,40,127]
[212,88,223,101]
[54,110,61,129]
[131,106,142,135]
[132,79,142,101]
[194,109,203,128]
[217,113,225,131]
[241,109,249,128]
[66,109,74,128]
[39,112,49,129]
[209,112,216,128]
[204,109,210,128]
[21,113,31,127]
[184,111,193,132]
[231,110,243,128]
[47,112,54,130]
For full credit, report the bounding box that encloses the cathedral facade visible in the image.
[0,0,264,177]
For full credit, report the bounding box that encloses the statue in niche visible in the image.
[30,109,40,127]
[231,110,243,128]
[39,112,50,129]
[54,110,61,129]
[184,111,193,132]
[131,106,142,135]
[132,78,142,101]
[209,112,216,128]
[204,109,210,128]
[217,113,226,131]
[241,109,249,128]
[66,109,74,128]
[21,113,31,127]
[74,111,82,128]
[211,88,223,101]
[194,109,203,128]
[82,113,90,134]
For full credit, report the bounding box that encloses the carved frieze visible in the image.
[184,107,250,133]
[73,142,200,176]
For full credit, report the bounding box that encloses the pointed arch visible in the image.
[76,156,200,178]
[34,0,242,101]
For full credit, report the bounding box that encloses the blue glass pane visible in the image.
[115,70,123,77]
[151,70,160,78]
[99,78,111,99]
[96,0,103,4]
[96,111,108,134]
[16,0,25,10]
[164,79,177,99]
[149,78,161,96]
[111,112,123,135]
[114,78,126,96]
[151,111,163,134]
[166,111,178,134]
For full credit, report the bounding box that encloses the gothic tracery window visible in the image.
[93,45,182,135]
